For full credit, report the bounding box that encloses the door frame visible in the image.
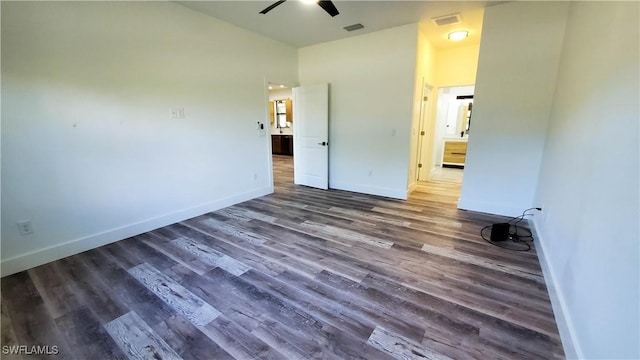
[430,84,475,179]
[264,79,297,193]
[416,82,434,182]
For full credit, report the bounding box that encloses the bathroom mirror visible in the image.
[274,99,293,128]
[454,95,473,136]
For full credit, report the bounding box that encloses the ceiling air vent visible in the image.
[432,13,462,26]
[343,23,364,32]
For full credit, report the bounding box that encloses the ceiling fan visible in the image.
[259,0,340,17]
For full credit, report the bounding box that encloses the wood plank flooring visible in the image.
[1,155,564,359]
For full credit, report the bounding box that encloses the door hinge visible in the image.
[423,96,429,101]
[420,131,425,136]
[418,163,423,168]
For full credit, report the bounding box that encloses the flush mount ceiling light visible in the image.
[448,30,469,41]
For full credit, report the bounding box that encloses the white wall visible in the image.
[434,43,480,88]
[268,88,292,101]
[532,2,639,358]
[298,24,419,199]
[458,2,569,216]
[1,2,298,275]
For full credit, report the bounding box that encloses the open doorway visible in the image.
[266,82,330,192]
[267,83,294,191]
[430,85,474,183]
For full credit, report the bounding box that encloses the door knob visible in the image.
[317,141,328,146]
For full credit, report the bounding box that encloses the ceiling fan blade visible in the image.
[317,1,339,17]
[259,0,287,14]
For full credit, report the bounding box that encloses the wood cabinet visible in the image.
[285,99,293,122]
[442,140,467,166]
[269,101,275,124]
[272,135,293,156]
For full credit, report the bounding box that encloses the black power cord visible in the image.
[480,207,540,251]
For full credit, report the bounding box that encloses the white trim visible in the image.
[429,166,438,179]
[1,187,272,277]
[407,182,418,198]
[529,215,583,359]
[330,181,407,200]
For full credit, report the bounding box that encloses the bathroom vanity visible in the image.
[272,135,293,156]
[442,138,468,167]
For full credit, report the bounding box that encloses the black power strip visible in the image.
[481,208,539,251]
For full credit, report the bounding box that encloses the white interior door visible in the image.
[293,84,329,189]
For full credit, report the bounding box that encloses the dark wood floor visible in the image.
[1,155,563,359]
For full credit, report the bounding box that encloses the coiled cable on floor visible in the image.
[480,208,538,252]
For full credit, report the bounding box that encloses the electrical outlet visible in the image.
[170,108,178,118]
[17,220,34,236]
[177,107,185,118]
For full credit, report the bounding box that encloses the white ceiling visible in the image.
[178,1,500,49]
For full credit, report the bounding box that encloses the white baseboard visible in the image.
[529,215,582,359]
[407,182,418,197]
[330,181,407,200]
[456,197,524,217]
[1,187,272,277]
